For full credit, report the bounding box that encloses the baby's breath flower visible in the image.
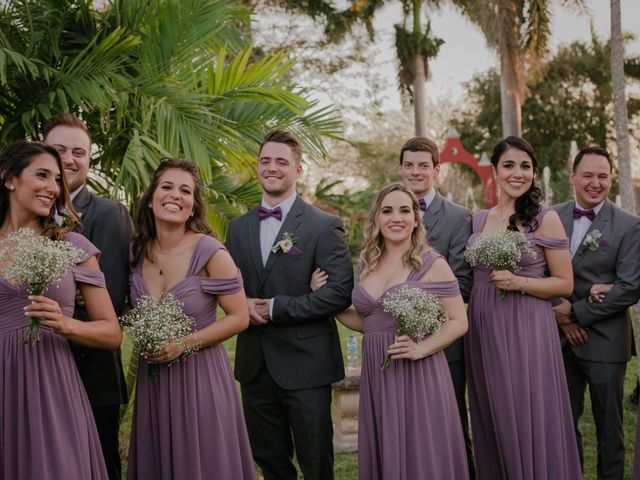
[464,229,536,300]
[379,286,448,372]
[0,228,85,344]
[120,293,197,376]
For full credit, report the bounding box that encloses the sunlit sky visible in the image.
[370,0,640,108]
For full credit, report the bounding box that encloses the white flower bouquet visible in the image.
[380,285,448,372]
[0,228,85,344]
[120,293,197,376]
[464,229,536,300]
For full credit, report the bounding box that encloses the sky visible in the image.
[369,0,640,109]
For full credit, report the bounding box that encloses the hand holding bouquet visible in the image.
[464,229,536,300]
[0,228,84,344]
[380,286,448,372]
[120,293,198,376]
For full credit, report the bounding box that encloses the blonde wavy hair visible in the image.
[359,183,431,279]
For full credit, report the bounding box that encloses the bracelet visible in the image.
[521,277,529,295]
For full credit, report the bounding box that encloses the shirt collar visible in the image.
[421,188,437,209]
[575,199,605,217]
[261,192,297,219]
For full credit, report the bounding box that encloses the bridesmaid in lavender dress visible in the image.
[1,141,121,479]
[315,183,469,479]
[465,137,581,479]
[126,159,255,480]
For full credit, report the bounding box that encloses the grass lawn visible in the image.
[119,325,639,479]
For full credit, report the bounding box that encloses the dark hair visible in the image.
[131,158,212,267]
[258,130,303,163]
[572,145,612,172]
[42,113,92,144]
[491,136,542,232]
[399,136,440,166]
[0,140,80,239]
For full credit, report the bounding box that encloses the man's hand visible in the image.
[247,298,269,326]
[560,323,588,346]
[553,298,573,325]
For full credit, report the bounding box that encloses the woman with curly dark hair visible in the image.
[465,136,581,479]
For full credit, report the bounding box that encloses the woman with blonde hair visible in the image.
[314,182,468,479]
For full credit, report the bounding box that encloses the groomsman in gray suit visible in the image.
[398,136,475,478]
[43,113,132,480]
[553,146,640,480]
[226,130,353,480]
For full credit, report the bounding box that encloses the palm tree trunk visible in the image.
[610,0,639,382]
[499,48,522,137]
[610,0,635,212]
[413,54,428,136]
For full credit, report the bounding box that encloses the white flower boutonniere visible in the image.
[582,229,608,251]
[272,232,303,255]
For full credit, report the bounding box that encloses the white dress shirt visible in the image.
[570,200,605,257]
[259,192,297,266]
[259,192,297,319]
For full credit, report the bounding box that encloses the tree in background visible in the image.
[453,0,586,137]
[451,33,640,203]
[0,0,341,236]
[250,0,445,136]
[610,0,635,213]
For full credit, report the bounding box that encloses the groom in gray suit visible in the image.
[398,136,475,478]
[553,146,640,480]
[227,130,353,480]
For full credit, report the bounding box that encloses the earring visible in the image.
[6,185,15,191]
[190,212,194,218]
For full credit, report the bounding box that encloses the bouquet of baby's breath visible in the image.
[380,286,448,372]
[120,293,197,376]
[0,228,85,344]
[464,229,536,300]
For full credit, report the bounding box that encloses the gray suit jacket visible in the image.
[227,196,354,390]
[69,185,132,406]
[554,199,640,363]
[423,191,473,363]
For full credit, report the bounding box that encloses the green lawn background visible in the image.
[119,325,639,479]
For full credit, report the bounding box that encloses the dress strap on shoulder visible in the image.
[472,210,489,234]
[410,251,442,280]
[189,235,225,275]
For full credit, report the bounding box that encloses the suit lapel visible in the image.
[423,191,442,236]
[246,208,265,281]
[572,200,611,268]
[72,185,91,220]
[261,196,305,286]
[558,201,575,241]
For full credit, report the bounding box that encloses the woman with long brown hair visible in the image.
[0,140,121,479]
[126,159,255,479]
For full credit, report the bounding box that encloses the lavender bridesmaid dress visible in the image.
[1,232,108,479]
[127,236,256,480]
[465,207,581,479]
[353,251,469,480]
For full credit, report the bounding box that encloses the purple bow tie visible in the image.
[419,198,427,212]
[259,205,282,221]
[573,207,595,221]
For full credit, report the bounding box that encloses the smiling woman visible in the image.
[0,140,121,479]
[126,158,255,480]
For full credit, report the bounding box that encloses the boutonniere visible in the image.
[272,232,303,255]
[582,229,609,251]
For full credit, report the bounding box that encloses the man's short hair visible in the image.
[259,130,303,163]
[399,136,440,166]
[42,113,91,144]
[572,145,612,172]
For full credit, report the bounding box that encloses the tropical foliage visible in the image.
[0,0,341,236]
